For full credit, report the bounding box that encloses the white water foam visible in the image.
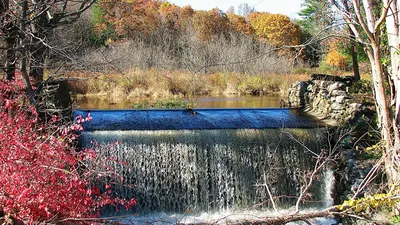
[82,129,336,224]
[323,169,335,208]
[111,209,336,225]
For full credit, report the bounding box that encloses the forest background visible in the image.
[1,0,365,103]
[2,0,400,224]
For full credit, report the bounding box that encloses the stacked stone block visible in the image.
[288,75,363,123]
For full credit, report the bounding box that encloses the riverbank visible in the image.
[65,69,311,102]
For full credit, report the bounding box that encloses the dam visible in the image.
[74,108,333,222]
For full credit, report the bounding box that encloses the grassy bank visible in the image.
[66,69,311,101]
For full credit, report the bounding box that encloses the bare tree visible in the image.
[0,0,96,98]
[0,0,17,81]
[238,3,254,18]
[329,1,399,203]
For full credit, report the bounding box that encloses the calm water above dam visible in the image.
[75,94,283,109]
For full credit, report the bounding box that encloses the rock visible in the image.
[328,82,346,92]
[331,102,344,110]
[336,95,348,104]
[307,84,313,91]
[287,75,362,125]
[349,103,362,111]
[320,80,327,88]
[330,90,347,96]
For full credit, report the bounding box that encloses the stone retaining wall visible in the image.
[288,74,363,123]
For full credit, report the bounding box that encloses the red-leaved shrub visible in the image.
[0,80,136,224]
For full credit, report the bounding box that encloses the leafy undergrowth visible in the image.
[0,79,136,224]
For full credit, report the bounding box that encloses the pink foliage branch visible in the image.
[0,79,136,225]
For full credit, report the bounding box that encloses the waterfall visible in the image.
[79,128,332,216]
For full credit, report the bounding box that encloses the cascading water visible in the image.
[76,109,335,223]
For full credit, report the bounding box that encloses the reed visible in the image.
[66,69,312,100]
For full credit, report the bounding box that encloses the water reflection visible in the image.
[193,95,281,108]
[75,94,283,109]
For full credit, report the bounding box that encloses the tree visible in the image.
[325,39,349,70]
[96,0,161,40]
[192,8,230,43]
[339,0,361,80]
[238,3,254,18]
[0,0,17,81]
[0,0,97,102]
[385,0,400,190]
[330,0,399,209]
[298,0,361,80]
[298,0,332,35]
[248,12,301,48]
[226,6,235,14]
[227,13,254,36]
[159,1,181,30]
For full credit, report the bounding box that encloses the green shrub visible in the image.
[132,99,192,109]
[350,79,372,94]
[393,215,400,224]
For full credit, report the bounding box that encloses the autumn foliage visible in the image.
[0,80,136,224]
[96,0,161,38]
[227,13,254,36]
[94,0,300,48]
[248,12,301,47]
[192,9,230,42]
[324,39,349,69]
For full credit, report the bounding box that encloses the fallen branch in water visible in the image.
[172,206,339,225]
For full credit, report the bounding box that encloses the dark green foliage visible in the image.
[132,99,191,109]
[299,30,322,67]
[90,4,115,45]
[297,0,332,35]
[296,0,333,67]
[349,79,373,94]
[337,38,368,64]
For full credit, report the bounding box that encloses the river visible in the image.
[75,94,283,109]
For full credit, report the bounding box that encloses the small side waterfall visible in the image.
[79,128,331,215]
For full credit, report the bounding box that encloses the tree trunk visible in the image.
[1,0,16,81]
[385,0,400,213]
[4,35,16,80]
[368,44,393,148]
[29,43,46,84]
[386,0,400,144]
[349,30,360,81]
[29,12,49,84]
[19,0,34,103]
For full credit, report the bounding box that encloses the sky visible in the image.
[169,0,305,18]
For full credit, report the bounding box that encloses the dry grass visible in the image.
[65,69,312,100]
